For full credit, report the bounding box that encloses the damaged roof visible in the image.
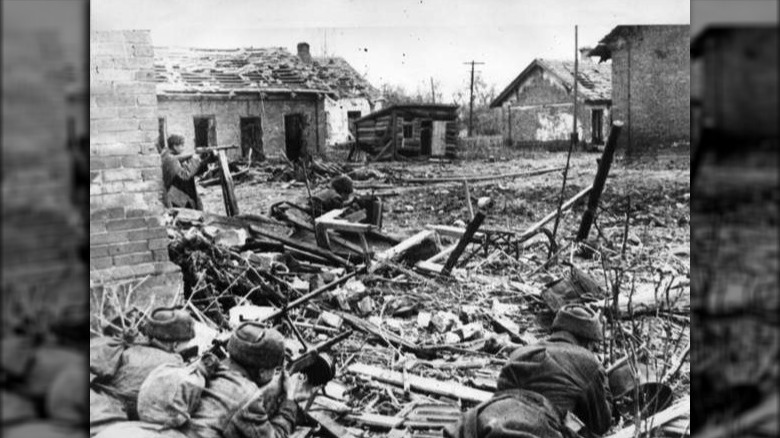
[153,46,380,99]
[490,58,611,108]
[588,25,690,61]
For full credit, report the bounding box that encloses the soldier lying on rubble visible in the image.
[444,304,613,438]
[90,307,196,436]
[94,322,314,438]
[161,134,216,210]
[310,174,356,217]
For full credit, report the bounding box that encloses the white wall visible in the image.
[324,96,373,145]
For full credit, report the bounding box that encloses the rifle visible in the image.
[287,329,352,386]
[175,145,238,161]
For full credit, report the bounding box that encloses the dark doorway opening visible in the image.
[284,113,305,162]
[194,116,217,147]
[240,117,263,160]
[347,111,362,138]
[591,109,604,145]
[420,120,433,156]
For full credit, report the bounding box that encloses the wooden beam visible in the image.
[217,150,239,216]
[369,230,436,274]
[576,121,623,241]
[442,211,486,275]
[518,185,592,240]
[347,363,492,403]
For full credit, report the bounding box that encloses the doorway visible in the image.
[591,109,604,145]
[284,113,305,162]
[194,116,217,147]
[420,120,433,156]
[240,117,263,160]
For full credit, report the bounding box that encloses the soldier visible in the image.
[310,174,355,217]
[160,134,214,209]
[90,307,196,435]
[180,322,314,438]
[444,304,613,438]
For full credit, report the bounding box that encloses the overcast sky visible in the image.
[91,0,692,100]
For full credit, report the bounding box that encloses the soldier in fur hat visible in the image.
[310,174,356,217]
[444,304,613,438]
[90,307,196,435]
[180,322,313,438]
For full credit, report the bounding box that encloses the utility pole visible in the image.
[463,60,484,137]
[430,77,436,103]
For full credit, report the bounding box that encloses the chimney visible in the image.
[579,46,593,63]
[297,42,312,64]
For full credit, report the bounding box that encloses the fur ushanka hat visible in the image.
[143,307,195,342]
[227,322,285,370]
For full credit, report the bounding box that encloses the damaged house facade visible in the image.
[154,42,380,161]
[489,51,612,149]
[589,25,690,155]
[353,104,459,160]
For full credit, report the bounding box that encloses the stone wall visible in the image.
[90,30,181,309]
[609,25,690,155]
[2,29,86,304]
[157,95,327,161]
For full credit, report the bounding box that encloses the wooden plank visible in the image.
[347,363,492,403]
[518,185,592,240]
[369,230,436,274]
[414,260,444,274]
[427,225,485,240]
[217,150,239,216]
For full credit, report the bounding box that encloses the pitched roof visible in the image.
[490,58,611,108]
[153,46,380,99]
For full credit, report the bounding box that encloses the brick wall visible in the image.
[499,67,608,145]
[90,30,181,307]
[2,29,86,303]
[157,94,327,160]
[609,25,690,155]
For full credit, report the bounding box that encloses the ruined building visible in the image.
[590,25,690,156]
[154,42,381,161]
[490,50,611,149]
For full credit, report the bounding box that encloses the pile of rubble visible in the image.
[154,178,691,437]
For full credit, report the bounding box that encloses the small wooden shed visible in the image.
[352,104,459,161]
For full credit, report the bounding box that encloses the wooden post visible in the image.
[217,150,239,216]
[442,210,486,275]
[390,110,398,160]
[576,121,623,241]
